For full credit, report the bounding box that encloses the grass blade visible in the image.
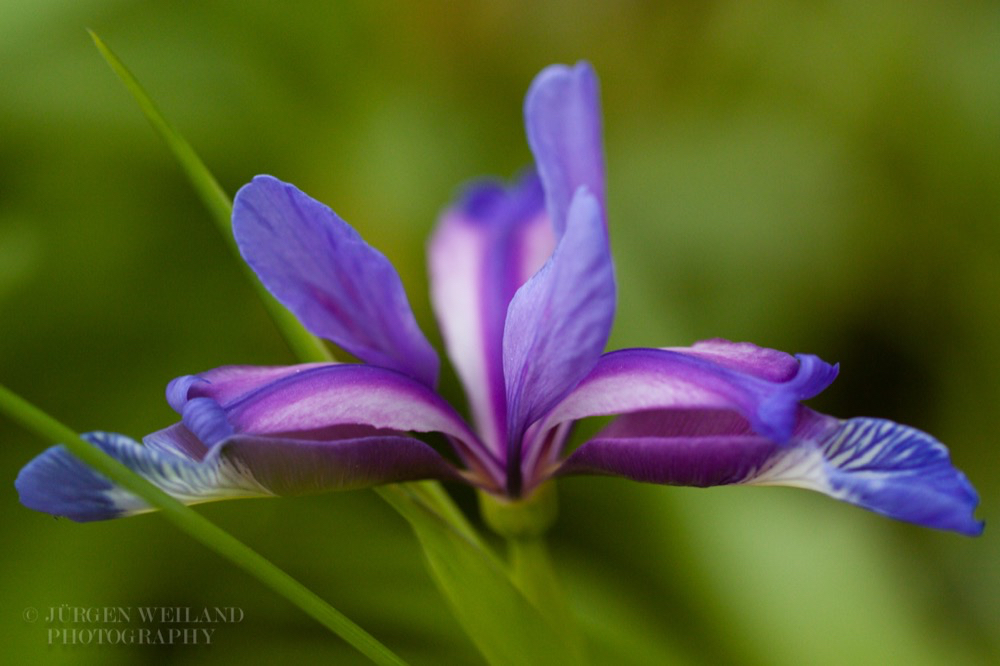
[2,384,407,666]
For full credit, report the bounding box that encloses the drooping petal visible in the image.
[232,175,439,387]
[558,408,983,536]
[15,430,269,522]
[15,425,458,522]
[428,172,554,454]
[503,187,615,494]
[169,363,501,488]
[524,61,606,235]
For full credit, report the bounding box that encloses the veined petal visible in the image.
[558,408,982,536]
[166,364,330,413]
[428,172,554,454]
[503,187,615,494]
[177,363,501,487]
[232,175,439,387]
[519,342,837,486]
[524,62,606,235]
[541,342,836,445]
[15,431,268,522]
[15,426,457,522]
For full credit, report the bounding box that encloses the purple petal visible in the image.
[503,187,615,494]
[524,62,606,235]
[168,362,502,486]
[232,175,439,386]
[15,426,459,522]
[519,342,837,487]
[558,408,983,536]
[540,342,837,445]
[428,172,553,454]
[167,364,329,413]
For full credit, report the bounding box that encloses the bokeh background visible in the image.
[2,1,997,664]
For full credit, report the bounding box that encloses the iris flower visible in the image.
[17,63,981,536]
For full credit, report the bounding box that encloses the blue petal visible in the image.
[524,62,606,235]
[793,416,984,536]
[15,432,268,522]
[233,175,440,387]
[502,187,615,494]
[559,409,982,536]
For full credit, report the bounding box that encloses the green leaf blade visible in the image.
[2,384,407,666]
[379,486,583,666]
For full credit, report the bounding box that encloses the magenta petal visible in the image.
[524,62,606,235]
[503,187,615,493]
[428,172,553,454]
[232,175,439,386]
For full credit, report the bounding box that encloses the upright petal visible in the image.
[524,62,606,234]
[558,408,982,536]
[15,426,457,522]
[503,187,615,494]
[232,175,439,387]
[428,172,554,454]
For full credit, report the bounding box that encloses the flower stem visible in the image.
[1,383,408,666]
[480,484,587,663]
[508,536,586,663]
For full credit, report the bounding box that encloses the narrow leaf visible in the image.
[89,29,331,364]
[379,485,582,666]
[2,384,407,666]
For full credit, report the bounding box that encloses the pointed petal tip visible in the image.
[232,174,440,387]
[524,61,605,236]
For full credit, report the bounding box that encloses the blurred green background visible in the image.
[2,1,997,664]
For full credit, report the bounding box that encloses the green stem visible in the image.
[2,384,407,666]
[508,536,583,661]
[480,485,586,662]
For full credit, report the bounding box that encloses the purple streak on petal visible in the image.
[217,363,502,486]
[524,62,606,235]
[558,408,983,536]
[520,343,835,491]
[428,171,553,455]
[232,175,439,386]
[537,343,837,450]
[558,409,773,486]
[503,187,615,494]
[167,364,330,413]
